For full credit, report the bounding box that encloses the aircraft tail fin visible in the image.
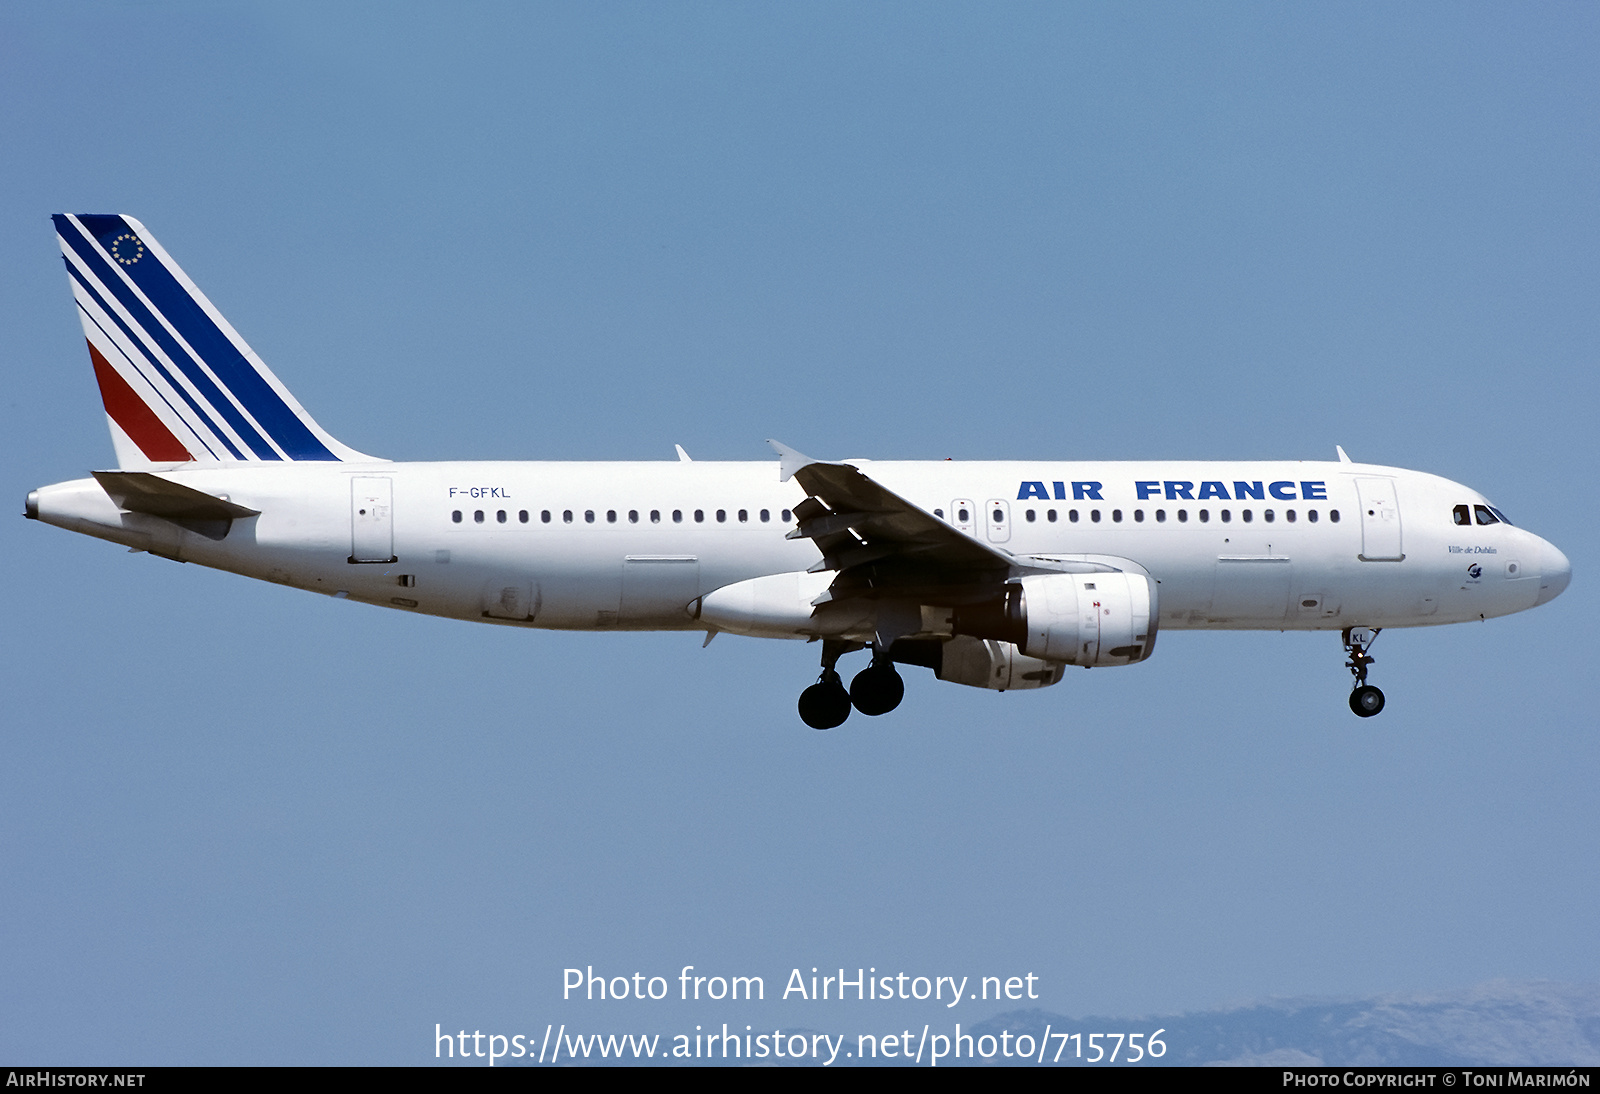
[52,214,377,468]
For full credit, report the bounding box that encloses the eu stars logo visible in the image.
[110,232,144,265]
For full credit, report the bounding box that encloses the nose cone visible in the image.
[1535,538,1571,606]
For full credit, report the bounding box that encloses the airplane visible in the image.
[26,214,1573,729]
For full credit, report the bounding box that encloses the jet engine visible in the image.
[952,572,1158,667]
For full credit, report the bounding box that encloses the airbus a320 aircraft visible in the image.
[27,215,1572,728]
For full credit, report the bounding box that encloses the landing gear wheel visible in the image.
[849,662,904,716]
[798,670,852,730]
[1349,684,1386,718]
[1341,627,1385,718]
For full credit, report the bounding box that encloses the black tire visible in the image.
[798,673,852,730]
[1349,684,1386,718]
[850,663,905,716]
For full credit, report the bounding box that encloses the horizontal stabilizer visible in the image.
[92,471,259,521]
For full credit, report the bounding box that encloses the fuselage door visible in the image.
[620,555,700,624]
[985,499,1011,543]
[350,476,395,563]
[1355,477,1404,561]
[952,499,975,537]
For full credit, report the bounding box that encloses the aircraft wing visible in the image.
[769,440,1013,606]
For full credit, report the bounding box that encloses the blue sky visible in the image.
[2,2,1596,1065]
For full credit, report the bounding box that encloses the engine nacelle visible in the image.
[888,636,1064,690]
[953,572,1158,666]
[936,636,1065,690]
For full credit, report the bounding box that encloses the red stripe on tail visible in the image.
[86,341,193,462]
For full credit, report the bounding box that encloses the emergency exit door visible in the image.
[985,499,1011,543]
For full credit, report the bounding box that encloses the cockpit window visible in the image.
[1452,504,1471,526]
[1489,506,1513,526]
[1473,505,1500,526]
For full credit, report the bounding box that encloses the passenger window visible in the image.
[497,510,506,523]
[541,510,551,523]
[1156,509,1166,522]
[519,510,528,523]
[651,510,661,523]
[1025,509,1036,522]
[1453,504,1471,526]
[1199,510,1210,523]
[760,509,770,522]
[1134,509,1144,522]
[585,510,595,523]
[563,510,573,523]
[992,507,1004,523]
[1111,509,1122,522]
[452,510,462,523]
[1177,509,1188,523]
[738,509,748,522]
[1308,510,1318,523]
[606,510,616,523]
[1221,509,1232,523]
[1091,509,1102,523]
[1047,509,1057,522]
[475,510,485,523]
[1069,510,1079,522]
[1263,509,1274,523]
[1329,510,1340,523]
[672,510,683,523]
[1241,510,1252,523]
[694,510,704,523]
[781,509,792,522]
[1474,505,1500,526]
[934,508,944,519]
[716,509,726,523]
[958,507,969,522]
[628,510,639,523]
[1286,509,1295,523]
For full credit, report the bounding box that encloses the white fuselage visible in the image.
[29,457,1569,639]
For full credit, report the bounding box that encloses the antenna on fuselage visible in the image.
[1336,445,1353,463]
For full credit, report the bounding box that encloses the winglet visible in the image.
[1336,445,1353,464]
[766,439,818,482]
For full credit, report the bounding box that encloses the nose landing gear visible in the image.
[1342,627,1385,718]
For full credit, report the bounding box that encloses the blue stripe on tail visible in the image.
[58,215,341,461]
[56,216,276,459]
[63,254,243,459]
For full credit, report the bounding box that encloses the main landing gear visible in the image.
[797,641,905,729]
[1342,627,1385,718]
[850,655,905,717]
[798,670,852,730]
